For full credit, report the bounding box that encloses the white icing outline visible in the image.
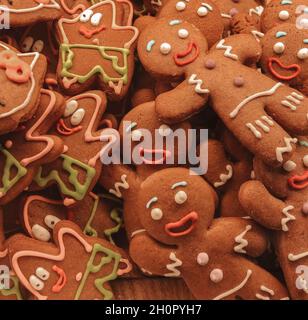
[0,0,60,13]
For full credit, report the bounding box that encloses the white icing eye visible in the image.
[151,208,163,220]
[80,9,93,22]
[178,28,189,39]
[35,267,50,281]
[160,42,171,55]
[21,36,34,53]
[158,124,171,136]
[297,48,308,60]
[278,10,289,21]
[64,100,78,117]
[91,12,103,26]
[175,1,186,11]
[70,108,85,126]
[174,190,187,204]
[283,160,297,172]
[197,6,208,16]
[32,40,44,53]
[29,275,44,291]
[273,42,285,54]
[303,155,308,167]
[131,129,143,141]
[44,215,61,229]
[31,224,51,242]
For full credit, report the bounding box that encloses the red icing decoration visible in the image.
[288,171,308,189]
[52,265,67,293]
[165,211,198,237]
[173,41,200,66]
[79,24,106,39]
[56,118,82,136]
[268,57,301,81]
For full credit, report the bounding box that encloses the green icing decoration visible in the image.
[299,140,308,147]
[84,196,99,237]
[0,145,27,196]
[60,44,129,85]
[74,243,121,300]
[104,208,123,245]
[34,154,96,201]
[0,276,22,300]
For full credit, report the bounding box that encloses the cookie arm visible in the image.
[208,217,268,258]
[156,79,209,124]
[130,232,181,277]
[239,180,289,231]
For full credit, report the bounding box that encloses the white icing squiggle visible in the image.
[214,165,233,187]
[188,74,210,94]
[216,39,238,61]
[281,205,296,232]
[109,174,129,198]
[164,252,182,277]
[288,251,308,261]
[234,225,252,254]
[276,137,298,163]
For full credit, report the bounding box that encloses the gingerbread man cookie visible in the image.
[138,18,308,167]
[129,167,289,300]
[8,220,132,300]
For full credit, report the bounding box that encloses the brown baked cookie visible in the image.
[0,0,61,27]
[260,23,308,95]
[0,41,47,135]
[20,192,123,243]
[56,0,139,100]
[239,140,308,299]
[138,18,308,167]
[261,0,307,33]
[129,167,289,300]
[0,89,64,205]
[32,91,111,206]
[7,220,132,300]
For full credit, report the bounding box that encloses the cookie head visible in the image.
[138,18,207,78]
[254,142,308,197]
[261,24,308,84]
[120,101,191,167]
[137,168,216,245]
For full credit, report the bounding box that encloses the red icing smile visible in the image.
[288,171,308,190]
[79,24,106,39]
[52,265,67,293]
[56,118,82,136]
[165,211,198,237]
[268,57,301,81]
[139,147,171,164]
[173,41,200,66]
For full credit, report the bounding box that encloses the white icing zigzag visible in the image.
[188,74,210,94]
[214,165,233,188]
[234,225,252,254]
[249,6,264,16]
[276,137,298,163]
[164,252,182,277]
[216,39,238,61]
[281,205,296,232]
[109,174,129,198]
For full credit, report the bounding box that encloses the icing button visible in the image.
[230,8,239,16]
[233,76,244,87]
[210,269,223,283]
[205,59,216,69]
[197,252,209,266]
[302,201,308,215]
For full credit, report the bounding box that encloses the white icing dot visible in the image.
[197,252,209,266]
[283,160,297,172]
[158,124,171,136]
[36,267,50,281]
[160,42,171,55]
[29,275,44,291]
[174,190,187,204]
[44,215,61,229]
[197,6,208,17]
[131,129,143,141]
[278,10,290,21]
[273,42,285,54]
[297,48,308,60]
[32,40,44,53]
[70,108,85,126]
[64,100,78,117]
[32,224,51,242]
[80,9,93,22]
[210,269,223,283]
[303,155,308,167]
[176,1,186,11]
[21,36,34,53]
[151,208,163,220]
[178,28,189,39]
[91,12,103,26]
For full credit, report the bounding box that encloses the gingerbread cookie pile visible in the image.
[0,0,307,300]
